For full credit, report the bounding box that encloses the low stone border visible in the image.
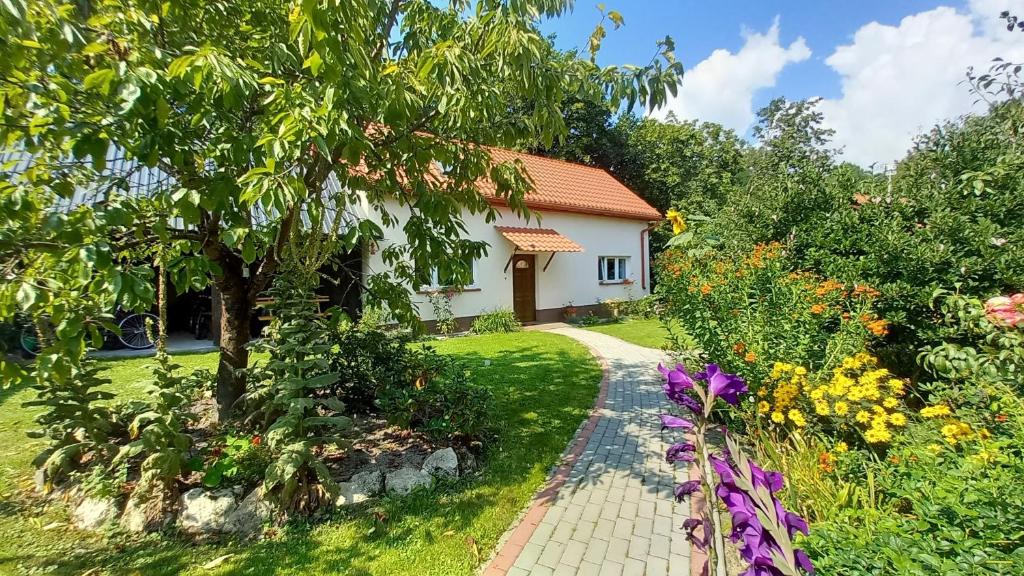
[480,340,611,576]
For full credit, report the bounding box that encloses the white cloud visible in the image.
[819,1,1024,167]
[649,18,810,133]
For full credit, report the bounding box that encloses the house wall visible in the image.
[357,197,652,322]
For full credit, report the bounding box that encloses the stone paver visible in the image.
[506,326,692,575]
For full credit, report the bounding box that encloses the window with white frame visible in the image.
[419,255,477,290]
[598,256,629,283]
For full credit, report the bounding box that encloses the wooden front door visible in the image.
[511,254,536,323]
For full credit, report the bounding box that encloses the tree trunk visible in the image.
[213,267,251,422]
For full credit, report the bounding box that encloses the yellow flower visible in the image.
[888,413,907,426]
[872,404,887,415]
[810,386,827,400]
[757,401,770,414]
[794,366,807,376]
[855,410,872,424]
[788,409,807,427]
[771,411,785,424]
[833,401,849,416]
[815,400,830,415]
[921,405,952,418]
[666,209,687,235]
[927,443,943,454]
[864,427,892,443]
[834,441,848,453]
[882,397,899,409]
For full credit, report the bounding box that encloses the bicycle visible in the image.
[18,309,160,356]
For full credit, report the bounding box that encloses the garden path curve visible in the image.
[485,325,692,576]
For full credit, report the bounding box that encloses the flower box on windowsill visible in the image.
[599,280,627,285]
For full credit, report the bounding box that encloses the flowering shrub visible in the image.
[756,354,910,446]
[656,243,883,395]
[658,362,815,576]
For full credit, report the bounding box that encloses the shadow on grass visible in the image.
[5,334,605,576]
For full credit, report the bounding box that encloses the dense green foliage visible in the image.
[377,346,494,441]
[654,73,1024,573]
[470,308,521,334]
[326,327,417,412]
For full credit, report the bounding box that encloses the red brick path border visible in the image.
[481,341,611,576]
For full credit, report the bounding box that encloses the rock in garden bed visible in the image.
[422,447,459,479]
[177,488,237,535]
[73,495,121,531]
[385,467,432,495]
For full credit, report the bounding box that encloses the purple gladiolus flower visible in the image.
[658,362,695,390]
[681,517,711,552]
[795,550,815,574]
[666,442,696,463]
[698,363,748,405]
[659,414,694,430]
[659,362,698,407]
[677,393,702,414]
[674,480,701,501]
[750,460,785,493]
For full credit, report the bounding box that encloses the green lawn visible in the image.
[0,331,601,576]
[581,318,683,349]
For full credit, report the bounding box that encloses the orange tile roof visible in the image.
[495,226,584,253]
[480,148,662,221]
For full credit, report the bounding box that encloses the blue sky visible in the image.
[539,0,1024,166]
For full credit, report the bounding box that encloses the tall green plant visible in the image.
[243,234,351,511]
[111,256,192,498]
[23,351,118,491]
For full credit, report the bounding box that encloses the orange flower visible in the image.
[700,284,712,295]
[852,284,881,299]
[818,452,835,473]
[996,414,1009,423]
[815,279,845,297]
[866,319,889,336]
[733,342,747,354]
[810,303,827,314]
[744,351,757,363]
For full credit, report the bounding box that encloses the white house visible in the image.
[359,148,663,327]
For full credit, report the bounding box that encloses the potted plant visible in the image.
[562,302,579,323]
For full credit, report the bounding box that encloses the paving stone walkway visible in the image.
[503,326,691,576]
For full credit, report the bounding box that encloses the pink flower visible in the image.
[985,293,1024,327]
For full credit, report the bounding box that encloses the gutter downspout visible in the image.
[640,222,658,291]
